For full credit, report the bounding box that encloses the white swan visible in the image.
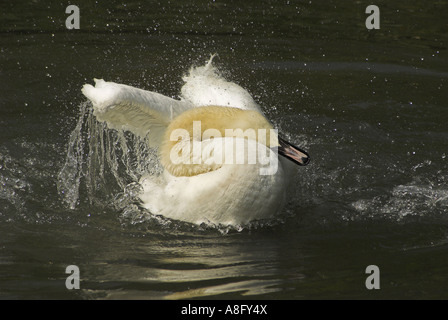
[81,57,309,226]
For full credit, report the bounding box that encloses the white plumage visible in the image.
[81,57,308,226]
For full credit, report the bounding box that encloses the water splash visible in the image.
[57,102,160,211]
[351,181,448,222]
[57,102,88,209]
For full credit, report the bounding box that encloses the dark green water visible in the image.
[1,0,448,299]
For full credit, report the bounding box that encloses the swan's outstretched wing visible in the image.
[180,56,262,113]
[81,58,262,147]
[81,79,194,147]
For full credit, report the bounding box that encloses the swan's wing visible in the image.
[81,79,194,147]
[180,56,262,113]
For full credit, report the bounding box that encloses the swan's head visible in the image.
[160,106,309,177]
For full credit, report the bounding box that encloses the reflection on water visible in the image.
[80,231,292,299]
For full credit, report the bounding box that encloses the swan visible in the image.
[81,57,309,226]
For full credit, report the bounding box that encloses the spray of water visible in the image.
[57,101,161,212]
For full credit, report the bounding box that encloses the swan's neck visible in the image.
[159,106,276,177]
